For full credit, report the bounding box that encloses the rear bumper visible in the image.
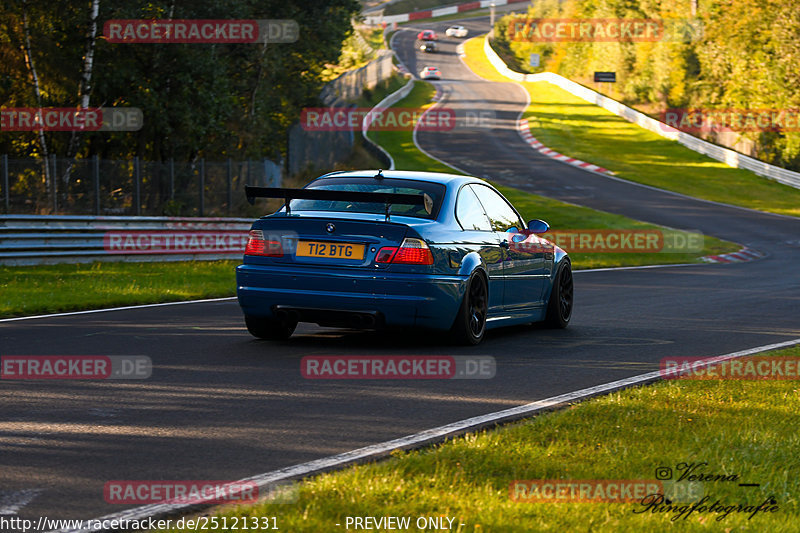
[236,264,465,331]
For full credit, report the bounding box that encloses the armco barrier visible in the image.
[0,215,251,266]
[482,37,800,190]
[365,0,529,25]
[362,77,416,170]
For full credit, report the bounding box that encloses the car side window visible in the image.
[456,185,492,231]
[470,185,524,232]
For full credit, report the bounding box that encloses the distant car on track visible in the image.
[419,41,437,53]
[419,66,441,80]
[445,25,468,38]
[237,170,573,344]
[417,29,438,41]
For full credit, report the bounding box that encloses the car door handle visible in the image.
[500,239,510,249]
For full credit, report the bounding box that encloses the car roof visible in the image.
[315,169,483,188]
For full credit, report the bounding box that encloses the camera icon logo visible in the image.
[655,466,673,480]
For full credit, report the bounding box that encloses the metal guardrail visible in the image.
[0,215,251,266]
[364,0,528,25]
[361,77,415,170]
[320,50,394,107]
[483,37,800,190]
[0,156,283,217]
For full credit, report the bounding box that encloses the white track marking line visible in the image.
[0,489,43,515]
[573,263,701,273]
[0,297,237,323]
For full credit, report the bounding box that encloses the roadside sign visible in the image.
[529,53,540,67]
[594,71,616,83]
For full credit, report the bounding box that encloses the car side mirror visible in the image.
[527,219,549,233]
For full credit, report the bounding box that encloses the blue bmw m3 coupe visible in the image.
[236,170,573,344]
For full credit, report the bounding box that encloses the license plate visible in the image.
[296,241,365,260]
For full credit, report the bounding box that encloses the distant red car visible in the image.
[417,30,437,41]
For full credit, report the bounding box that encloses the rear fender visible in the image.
[553,245,568,267]
[458,251,487,279]
[543,248,570,302]
[451,251,491,321]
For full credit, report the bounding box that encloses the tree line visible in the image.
[0,0,360,167]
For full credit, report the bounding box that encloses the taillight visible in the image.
[244,230,283,257]
[375,238,433,265]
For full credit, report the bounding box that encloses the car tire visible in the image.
[451,271,488,345]
[544,260,573,328]
[245,315,297,340]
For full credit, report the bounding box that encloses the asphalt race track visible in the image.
[2,16,800,524]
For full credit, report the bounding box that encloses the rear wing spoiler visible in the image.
[245,186,432,221]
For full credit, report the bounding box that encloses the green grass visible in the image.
[496,186,738,269]
[0,261,238,318]
[367,80,739,269]
[158,345,800,532]
[461,36,800,218]
[354,74,409,108]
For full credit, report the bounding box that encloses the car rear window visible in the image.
[290,177,446,220]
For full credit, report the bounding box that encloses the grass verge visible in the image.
[367,80,739,269]
[460,36,800,218]
[158,345,800,532]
